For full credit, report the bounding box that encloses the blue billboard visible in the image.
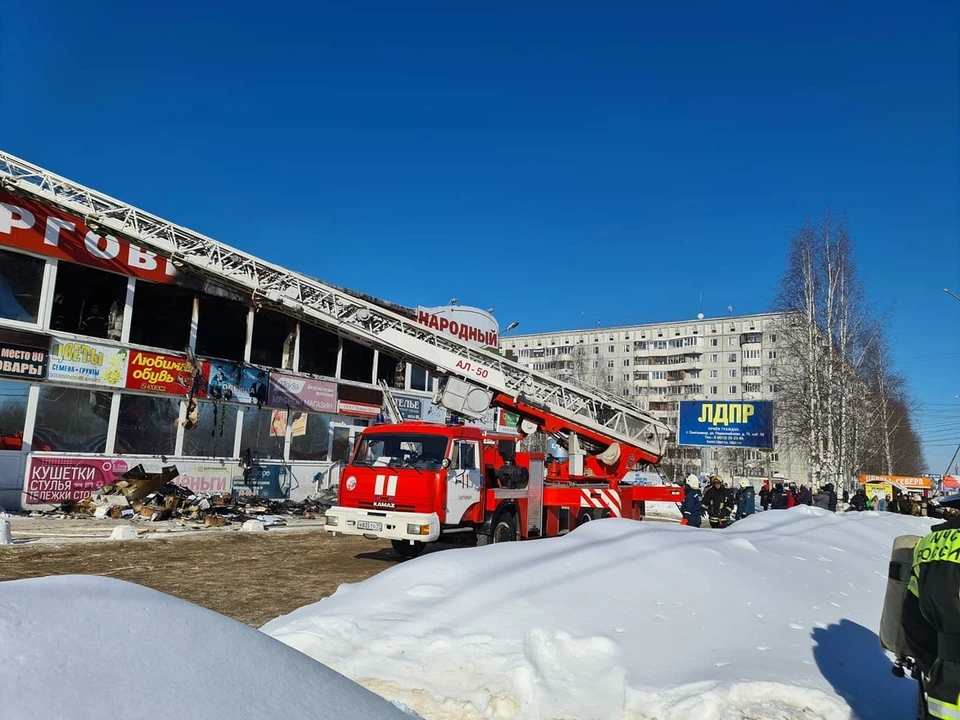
[677,400,774,449]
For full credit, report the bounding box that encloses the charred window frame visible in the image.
[340,338,374,383]
[298,323,338,377]
[239,407,285,460]
[376,352,401,389]
[0,379,30,449]
[50,262,126,340]
[181,401,238,458]
[0,248,45,325]
[289,412,331,461]
[34,385,112,453]
[250,309,296,370]
[195,295,248,362]
[115,393,180,455]
[129,281,194,353]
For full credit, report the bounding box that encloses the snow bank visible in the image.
[263,508,934,720]
[0,575,417,720]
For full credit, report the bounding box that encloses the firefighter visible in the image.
[901,512,960,719]
[735,480,756,520]
[702,475,734,528]
[680,474,702,528]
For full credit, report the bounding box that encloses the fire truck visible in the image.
[0,151,684,557]
[324,374,683,557]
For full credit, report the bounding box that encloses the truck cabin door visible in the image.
[446,439,482,524]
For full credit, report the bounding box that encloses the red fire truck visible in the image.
[325,379,683,557]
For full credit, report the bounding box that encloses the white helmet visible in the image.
[685,474,699,488]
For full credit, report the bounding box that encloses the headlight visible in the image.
[406,523,431,536]
[325,515,339,526]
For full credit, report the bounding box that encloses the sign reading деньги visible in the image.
[677,400,774,449]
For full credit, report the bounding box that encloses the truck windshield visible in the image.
[352,433,449,471]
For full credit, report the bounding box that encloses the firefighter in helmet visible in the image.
[901,511,960,719]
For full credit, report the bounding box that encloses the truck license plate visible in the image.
[357,521,383,532]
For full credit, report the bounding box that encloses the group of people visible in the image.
[759,480,839,512]
[680,474,756,529]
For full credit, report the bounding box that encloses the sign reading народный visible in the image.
[416,305,499,348]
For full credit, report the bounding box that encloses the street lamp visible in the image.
[504,321,520,333]
[945,289,960,304]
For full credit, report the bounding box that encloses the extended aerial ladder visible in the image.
[0,150,672,479]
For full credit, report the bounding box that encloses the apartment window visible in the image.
[744,349,760,360]
[592,360,599,368]
[728,353,737,363]
[743,366,760,376]
[623,374,630,382]
[653,341,667,350]
[710,354,718,363]
[0,248,45,324]
[729,337,737,346]
[688,370,700,379]
[729,385,738,394]
[709,369,718,378]
[651,371,667,380]
[608,345,614,353]
[769,384,781,393]
[729,369,737,378]
[770,333,777,343]
[623,345,630,352]
[710,338,718,347]
[635,341,648,351]
[607,375,614,383]
[622,359,630,367]
[745,383,762,393]
[710,386,718,395]
[636,372,649,381]
[604,360,612,368]
[768,350,778,360]
[593,347,599,354]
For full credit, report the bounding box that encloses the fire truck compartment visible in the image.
[324,506,441,542]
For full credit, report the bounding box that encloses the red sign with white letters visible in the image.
[0,190,177,283]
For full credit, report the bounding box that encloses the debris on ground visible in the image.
[109,525,139,541]
[30,467,339,530]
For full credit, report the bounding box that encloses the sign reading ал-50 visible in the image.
[678,400,774,449]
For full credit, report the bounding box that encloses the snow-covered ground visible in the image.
[263,507,934,720]
[0,575,418,720]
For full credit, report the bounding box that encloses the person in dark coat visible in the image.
[848,488,868,511]
[680,474,702,528]
[735,480,756,520]
[759,480,771,511]
[770,482,789,509]
[799,484,813,506]
[812,487,831,510]
[823,483,838,512]
[702,475,735,528]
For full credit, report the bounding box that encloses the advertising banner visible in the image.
[337,400,381,418]
[859,474,931,490]
[233,464,285,499]
[337,383,382,418]
[48,337,129,388]
[268,373,337,413]
[677,400,774,449]
[125,350,207,396]
[0,341,47,380]
[393,394,423,420]
[25,457,132,504]
[207,361,269,405]
[0,190,177,284]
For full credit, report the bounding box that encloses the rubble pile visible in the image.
[42,464,337,528]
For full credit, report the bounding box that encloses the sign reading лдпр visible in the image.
[0,342,47,380]
[677,400,774,449]
[416,305,500,348]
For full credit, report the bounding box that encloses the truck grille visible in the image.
[357,501,419,513]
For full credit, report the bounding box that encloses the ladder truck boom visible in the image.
[0,150,670,475]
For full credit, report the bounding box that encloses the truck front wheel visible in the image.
[391,539,426,559]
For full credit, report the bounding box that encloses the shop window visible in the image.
[376,352,401,388]
[0,248,44,324]
[129,282,193,352]
[0,379,30,450]
[50,262,126,340]
[410,365,429,391]
[250,310,296,369]
[181,400,238,458]
[239,407,285,460]
[290,412,331,461]
[298,323,338,377]
[33,386,111,453]
[195,295,248,361]
[339,338,373,383]
[115,394,180,455]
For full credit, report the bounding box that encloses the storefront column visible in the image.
[188,295,199,353]
[244,307,254,363]
[335,337,343,379]
[292,322,301,372]
[372,349,379,384]
[120,277,136,343]
[104,393,121,455]
[20,384,40,453]
[40,259,58,329]
[174,399,187,456]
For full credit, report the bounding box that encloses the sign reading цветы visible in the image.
[677,400,774,449]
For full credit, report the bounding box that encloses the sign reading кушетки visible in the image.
[677,400,774,449]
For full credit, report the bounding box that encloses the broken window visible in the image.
[0,248,44,324]
[250,309,296,369]
[194,295,248,361]
[289,412,331,461]
[33,386,111,453]
[115,393,180,455]
[50,262,126,340]
[239,407,285,460]
[0,379,29,450]
[340,338,373,383]
[129,281,194,353]
[298,323,338,377]
[181,400,237,458]
[376,352,400,389]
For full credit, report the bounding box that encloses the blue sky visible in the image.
[3,0,958,472]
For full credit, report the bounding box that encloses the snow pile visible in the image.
[0,575,417,720]
[264,508,934,720]
[109,524,138,541]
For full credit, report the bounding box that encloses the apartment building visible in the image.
[500,312,809,484]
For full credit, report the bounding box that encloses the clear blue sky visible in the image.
[3,0,958,472]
